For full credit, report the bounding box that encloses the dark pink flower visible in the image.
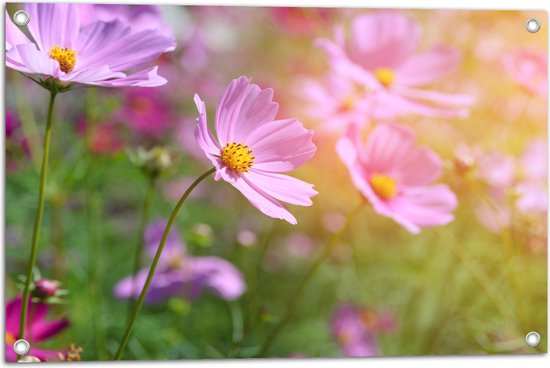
[317,11,474,120]
[337,123,457,233]
[114,221,246,303]
[6,3,175,87]
[331,304,393,357]
[194,76,317,224]
[5,295,69,362]
[502,48,548,96]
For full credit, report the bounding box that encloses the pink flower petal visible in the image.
[396,45,461,86]
[246,170,317,206]
[220,170,297,224]
[5,11,31,50]
[26,3,79,51]
[30,319,70,342]
[194,94,222,158]
[245,119,316,172]
[394,147,443,187]
[365,124,415,174]
[8,44,60,77]
[94,66,167,87]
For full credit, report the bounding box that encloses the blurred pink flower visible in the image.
[76,118,124,155]
[269,7,332,35]
[317,11,474,119]
[79,4,171,36]
[502,49,548,96]
[6,110,18,137]
[117,87,174,136]
[300,74,372,132]
[194,76,318,224]
[283,233,315,259]
[5,295,69,362]
[114,221,246,303]
[6,3,175,87]
[331,304,394,357]
[337,123,457,233]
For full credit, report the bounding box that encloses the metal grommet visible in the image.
[13,339,31,356]
[526,331,541,347]
[526,18,541,33]
[13,10,30,26]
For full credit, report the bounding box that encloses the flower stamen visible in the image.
[222,142,255,173]
[49,46,77,73]
[374,67,395,88]
[370,174,397,200]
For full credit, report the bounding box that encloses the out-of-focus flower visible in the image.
[5,295,69,362]
[269,7,332,35]
[6,3,175,88]
[331,304,394,357]
[299,74,372,132]
[337,123,457,233]
[114,221,246,303]
[502,48,548,96]
[79,4,171,36]
[237,229,258,247]
[77,118,124,155]
[475,140,547,233]
[118,87,174,135]
[6,110,19,137]
[128,146,173,178]
[323,211,347,234]
[177,118,208,162]
[317,11,474,120]
[283,233,315,259]
[194,76,318,224]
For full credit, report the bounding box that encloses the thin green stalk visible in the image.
[115,168,216,360]
[19,90,57,339]
[257,203,364,357]
[127,175,157,318]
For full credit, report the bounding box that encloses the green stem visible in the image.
[114,168,216,360]
[257,203,364,357]
[19,90,57,339]
[127,175,157,318]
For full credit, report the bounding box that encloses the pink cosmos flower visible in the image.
[6,3,175,88]
[331,304,395,357]
[5,295,69,362]
[114,221,246,303]
[337,123,458,233]
[317,11,474,120]
[194,76,318,224]
[299,73,372,132]
[502,48,548,96]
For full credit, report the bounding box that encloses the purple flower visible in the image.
[5,295,69,362]
[331,304,393,357]
[114,221,246,303]
[117,87,174,135]
[6,3,175,88]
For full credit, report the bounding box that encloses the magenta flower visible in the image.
[117,87,174,136]
[194,76,318,224]
[317,11,473,119]
[337,123,457,233]
[6,3,175,88]
[6,110,19,137]
[5,295,69,362]
[502,48,548,96]
[114,221,246,303]
[331,304,393,357]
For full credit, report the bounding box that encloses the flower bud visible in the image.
[33,279,59,299]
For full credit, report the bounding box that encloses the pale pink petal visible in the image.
[214,76,254,145]
[220,170,297,224]
[76,25,175,72]
[26,3,79,51]
[245,119,316,172]
[388,91,470,118]
[75,19,131,61]
[394,86,475,106]
[364,124,414,174]
[232,85,279,143]
[5,11,31,50]
[60,65,125,84]
[193,94,221,158]
[394,147,443,186]
[388,185,458,233]
[246,170,317,206]
[8,44,61,77]
[396,45,461,86]
[94,66,167,87]
[348,11,420,70]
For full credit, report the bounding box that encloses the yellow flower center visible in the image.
[339,94,356,112]
[49,46,77,73]
[6,332,16,346]
[374,67,395,88]
[222,142,255,173]
[370,174,398,200]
